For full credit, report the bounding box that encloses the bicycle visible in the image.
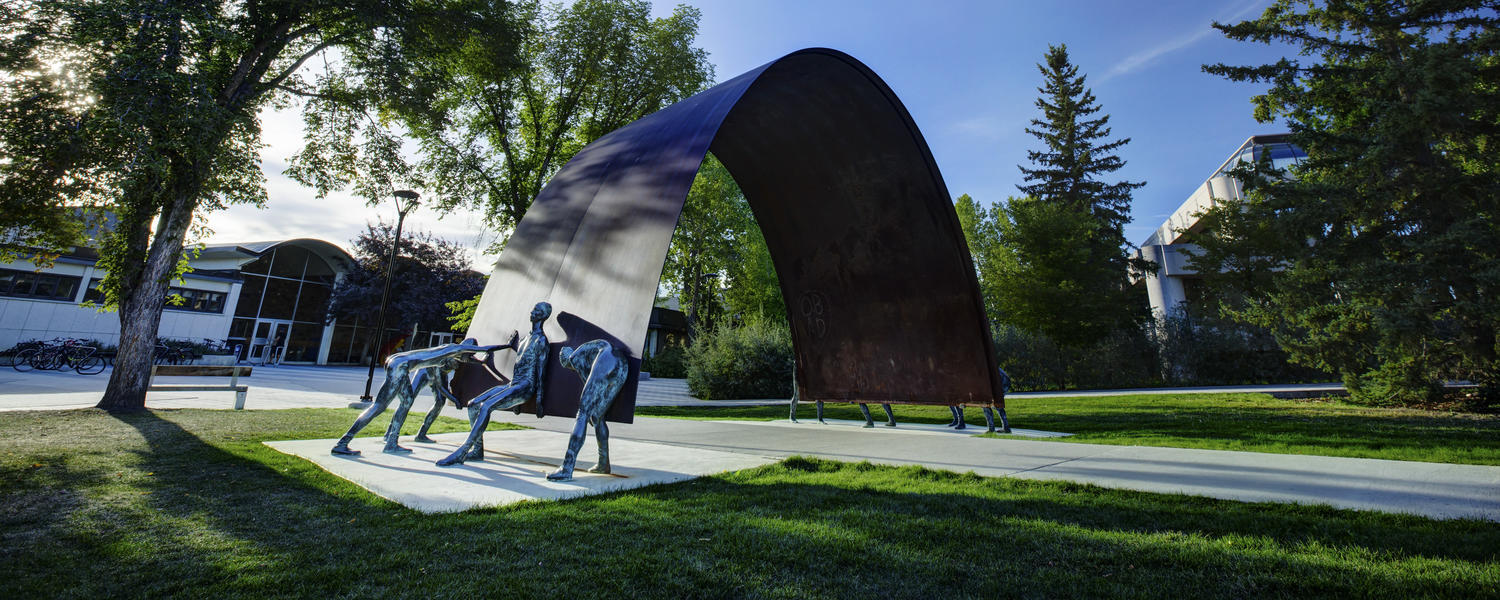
[154,341,189,365]
[11,338,104,374]
[12,338,65,372]
[44,339,103,374]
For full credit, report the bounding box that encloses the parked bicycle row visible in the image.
[2,337,245,374]
[7,338,107,374]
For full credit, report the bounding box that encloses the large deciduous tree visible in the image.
[290,0,714,246]
[1194,0,1500,404]
[1006,44,1148,346]
[0,1,517,411]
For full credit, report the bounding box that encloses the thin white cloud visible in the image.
[1101,0,1267,82]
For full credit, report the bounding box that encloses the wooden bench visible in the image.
[148,365,253,409]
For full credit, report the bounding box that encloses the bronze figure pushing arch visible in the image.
[454,48,1006,423]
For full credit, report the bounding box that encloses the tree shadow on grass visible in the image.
[2,410,1497,599]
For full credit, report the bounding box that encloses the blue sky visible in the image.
[208,0,1294,262]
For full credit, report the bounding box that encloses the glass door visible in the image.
[251,319,293,365]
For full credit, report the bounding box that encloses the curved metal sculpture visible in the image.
[455,48,1005,422]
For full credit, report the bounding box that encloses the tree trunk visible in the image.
[96,190,200,412]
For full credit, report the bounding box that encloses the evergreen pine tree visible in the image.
[1019,44,1143,239]
[1002,44,1146,346]
[1195,1,1500,405]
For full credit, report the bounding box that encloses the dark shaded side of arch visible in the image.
[454,49,1002,423]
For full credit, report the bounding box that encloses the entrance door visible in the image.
[251,319,293,365]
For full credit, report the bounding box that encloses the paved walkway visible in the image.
[4,366,1494,521]
[486,412,1500,522]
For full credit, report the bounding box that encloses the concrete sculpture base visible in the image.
[266,430,776,513]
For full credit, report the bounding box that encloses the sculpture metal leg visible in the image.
[589,419,611,474]
[816,400,825,424]
[881,403,896,427]
[415,400,443,443]
[953,405,967,430]
[380,392,418,453]
[436,383,528,466]
[789,395,799,423]
[549,415,592,481]
[948,406,961,428]
[860,403,875,428]
[466,404,485,457]
[985,407,1011,434]
[332,378,399,455]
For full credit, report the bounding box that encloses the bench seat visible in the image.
[148,365,252,409]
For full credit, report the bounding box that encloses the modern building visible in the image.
[1136,134,1306,317]
[0,238,419,365]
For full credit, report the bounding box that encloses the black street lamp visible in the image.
[353,189,420,406]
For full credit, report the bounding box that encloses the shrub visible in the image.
[1151,309,1330,386]
[642,345,688,379]
[686,320,793,400]
[992,324,1159,391]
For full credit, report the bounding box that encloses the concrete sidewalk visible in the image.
[484,411,1500,522]
[0,366,1349,412]
[7,367,1493,521]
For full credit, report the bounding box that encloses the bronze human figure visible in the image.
[436,302,552,467]
[547,339,629,481]
[331,338,506,456]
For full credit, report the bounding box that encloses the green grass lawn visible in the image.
[1,407,1497,598]
[637,393,1500,465]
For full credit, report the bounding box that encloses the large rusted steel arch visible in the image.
[454,48,1003,423]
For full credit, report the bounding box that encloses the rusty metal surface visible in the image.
[454,48,1004,422]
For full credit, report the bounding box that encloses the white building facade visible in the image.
[0,239,368,365]
[1136,134,1306,317]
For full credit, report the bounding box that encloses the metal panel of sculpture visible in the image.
[456,48,1005,421]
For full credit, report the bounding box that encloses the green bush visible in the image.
[686,320,793,400]
[992,324,1159,391]
[642,345,688,378]
[1151,309,1329,387]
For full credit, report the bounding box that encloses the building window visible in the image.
[81,278,226,313]
[167,287,227,314]
[0,268,81,301]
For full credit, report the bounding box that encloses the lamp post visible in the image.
[352,189,420,407]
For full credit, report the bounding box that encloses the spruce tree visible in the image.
[1195,1,1500,405]
[1004,44,1146,346]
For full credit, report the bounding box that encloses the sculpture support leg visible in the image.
[953,406,967,430]
[332,385,393,455]
[415,396,443,443]
[590,419,610,474]
[816,400,825,424]
[995,408,1011,434]
[860,403,875,428]
[983,407,995,433]
[948,406,961,428]
[465,404,485,457]
[881,403,896,427]
[548,415,592,481]
[381,392,417,453]
[436,383,527,466]
[789,396,798,423]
